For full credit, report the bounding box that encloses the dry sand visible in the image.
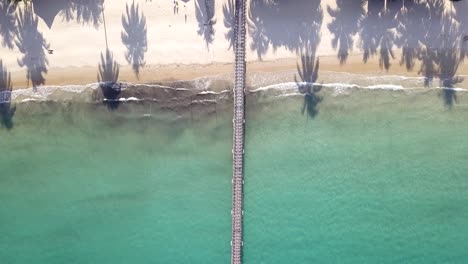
[0,0,466,89]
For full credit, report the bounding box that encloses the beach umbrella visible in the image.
[32,0,69,28]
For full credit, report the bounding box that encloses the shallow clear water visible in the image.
[244,89,468,263]
[1,88,468,263]
[0,103,232,264]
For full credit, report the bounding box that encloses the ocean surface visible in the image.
[0,102,233,264]
[1,81,468,263]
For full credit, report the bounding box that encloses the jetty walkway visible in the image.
[231,0,246,264]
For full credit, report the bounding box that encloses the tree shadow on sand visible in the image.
[294,49,321,119]
[395,0,428,71]
[327,0,365,64]
[15,4,49,90]
[121,0,147,79]
[97,49,121,110]
[195,0,216,49]
[0,60,16,130]
[61,0,104,28]
[453,0,468,61]
[0,1,16,49]
[415,0,444,87]
[248,0,323,60]
[359,0,403,71]
[438,13,463,109]
[405,0,464,108]
[222,0,235,51]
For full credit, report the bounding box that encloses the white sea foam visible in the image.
[250,81,468,97]
[192,99,217,103]
[8,77,466,104]
[198,89,231,95]
[250,82,299,92]
[322,83,358,89]
[118,97,140,102]
[20,98,38,102]
[198,91,215,95]
[366,84,404,90]
[11,83,99,101]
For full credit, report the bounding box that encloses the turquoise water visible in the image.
[244,89,468,263]
[1,89,468,263]
[0,103,232,264]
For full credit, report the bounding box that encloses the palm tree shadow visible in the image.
[15,4,49,91]
[327,0,365,64]
[195,0,216,49]
[395,0,428,71]
[453,0,468,61]
[121,0,147,79]
[418,47,438,87]
[294,50,321,119]
[0,60,16,130]
[61,0,104,28]
[247,0,269,60]
[413,1,463,108]
[222,0,235,51]
[359,0,401,70]
[438,16,463,109]
[0,1,16,49]
[248,0,323,60]
[97,49,121,110]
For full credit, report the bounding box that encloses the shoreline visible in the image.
[7,53,468,90]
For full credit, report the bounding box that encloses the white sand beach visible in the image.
[0,0,467,89]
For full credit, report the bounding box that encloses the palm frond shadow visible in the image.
[438,16,463,109]
[327,0,365,64]
[61,0,104,28]
[121,0,147,79]
[97,49,121,110]
[248,0,323,60]
[294,50,321,119]
[417,0,444,87]
[15,4,49,90]
[453,1,468,61]
[195,0,216,49]
[222,0,235,51]
[0,1,16,49]
[0,60,16,130]
[359,0,401,70]
[395,0,427,71]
